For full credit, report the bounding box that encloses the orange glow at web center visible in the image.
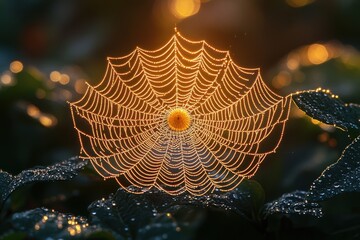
[167,108,191,131]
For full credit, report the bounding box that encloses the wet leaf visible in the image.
[263,191,322,218]
[136,214,193,240]
[307,135,360,201]
[11,207,122,239]
[80,180,262,238]
[122,179,265,218]
[292,90,360,133]
[0,157,88,206]
[88,195,129,238]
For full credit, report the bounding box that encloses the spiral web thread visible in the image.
[70,30,291,196]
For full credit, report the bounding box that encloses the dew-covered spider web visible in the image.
[70,30,291,196]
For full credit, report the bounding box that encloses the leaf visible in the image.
[10,207,122,239]
[136,214,195,240]
[263,191,322,218]
[307,135,360,201]
[88,180,263,238]
[0,157,88,206]
[89,181,264,238]
[8,180,264,239]
[292,90,360,133]
[123,179,265,218]
[88,194,129,238]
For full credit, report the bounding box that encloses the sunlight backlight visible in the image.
[169,0,200,19]
[286,0,314,8]
[27,105,40,118]
[59,74,70,85]
[10,61,23,73]
[50,71,61,82]
[39,115,57,127]
[75,79,87,94]
[307,44,329,65]
[1,73,13,85]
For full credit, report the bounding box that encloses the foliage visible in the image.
[292,90,360,136]
[0,90,359,239]
[0,157,87,207]
[263,190,322,217]
[307,135,360,202]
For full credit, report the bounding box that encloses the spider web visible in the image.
[70,31,291,196]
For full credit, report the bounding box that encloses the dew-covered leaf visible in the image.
[263,191,322,218]
[113,188,160,234]
[86,180,263,238]
[307,135,360,201]
[136,214,197,240]
[10,207,122,239]
[88,194,130,238]
[0,171,13,197]
[0,157,88,206]
[7,179,264,239]
[292,90,360,133]
[121,180,265,218]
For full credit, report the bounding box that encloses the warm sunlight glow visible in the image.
[59,74,70,85]
[170,0,200,19]
[50,71,61,82]
[27,105,40,118]
[167,108,191,131]
[1,73,13,85]
[74,79,87,94]
[286,0,315,8]
[36,89,46,99]
[307,44,329,65]
[286,54,300,70]
[39,115,57,127]
[272,71,292,89]
[70,31,291,196]
[10,61,23,73]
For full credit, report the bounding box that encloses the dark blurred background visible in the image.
[1,0,360,239]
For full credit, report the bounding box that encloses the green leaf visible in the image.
[0,157,88,207]
[0,231,27,240]
[263,190,322,218]
[292,90,360,134]
[307,135,360,201]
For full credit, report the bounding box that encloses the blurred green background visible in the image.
[0,0,359,239]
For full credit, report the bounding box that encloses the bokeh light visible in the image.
[74,79,87,94]
[286,0,315,8]
[36,89,47,99]
[26,104,57,127]
[59,74,70,85]
[50,71,61,82]
[0,73,13,85]
[272,71,292,89]
[39,114,57,127]
[10,61,23,73]
[27,105,40,118]
[307,43,329,65]
[169,0,201,19]
[286,53,300,70]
